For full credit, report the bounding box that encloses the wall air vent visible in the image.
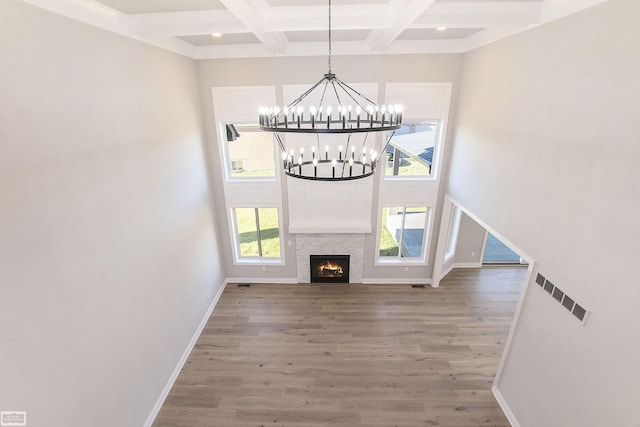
[535,273,588,324]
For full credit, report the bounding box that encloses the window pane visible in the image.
[235,208,259,257]
[445,206,461,259]
[385,120,438,177]
[257,208,280,258]
[401,207,427,257]
[379,207,403,257]
[379,206,428,259]
[228,125,275,178]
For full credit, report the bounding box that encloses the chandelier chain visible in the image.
[328,0,332,73]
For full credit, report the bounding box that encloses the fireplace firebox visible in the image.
[310,255,350,283]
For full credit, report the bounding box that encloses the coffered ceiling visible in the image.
[22,0,609,58]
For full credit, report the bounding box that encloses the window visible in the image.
[378,207,428,260]
[385,120,439,177]
[233,208,281,259]
[226,124,275,179]
[444,205,461,262]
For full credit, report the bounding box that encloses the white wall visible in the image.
[453,212,485,265]
[449,0,640,425]
[0,2,223,426]
[196,54,462,282]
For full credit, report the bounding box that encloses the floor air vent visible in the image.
[411,284,426,288]
[535,273,588,324]
[237,284,251,288]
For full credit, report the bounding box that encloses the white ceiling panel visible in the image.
[267,0,388,6]
[96,0,226,15]
[179,33,261,46]
[286,29,370,43]
[397,28,482,40]
[436,0,542,2]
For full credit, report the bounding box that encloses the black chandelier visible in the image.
[259,0,402,181]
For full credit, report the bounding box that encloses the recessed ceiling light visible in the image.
[211,33,222,37]
[436,27,447,31]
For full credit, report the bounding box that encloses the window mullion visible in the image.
[255,208,263,257]
[398,207,406,258]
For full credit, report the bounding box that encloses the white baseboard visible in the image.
[225,277,298,284]
[440,263,455,279]
[143,280,228,427]
[362,278,432,285]
[492,385,519,427]
[440,261,482,282]
[452,261,483,269]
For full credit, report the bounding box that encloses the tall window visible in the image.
[444,205,461,262]
[378,207,428,259]
[233,208,281,259]
[226,124,275,179]
[385,120,439,177]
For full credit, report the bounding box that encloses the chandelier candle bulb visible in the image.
[256,0,402,181]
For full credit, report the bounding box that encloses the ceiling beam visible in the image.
[120,2,546,37]
[218,0,287,55]
[127,10,246,37]
[411,2,542,28]
[366,0,437,52]
[19,0,128,34]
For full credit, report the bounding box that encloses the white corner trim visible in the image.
[435,261,483,288]
[439,263,455,281]
[143,280,228,427]
[452,261,483,269]
[492,385,520,427]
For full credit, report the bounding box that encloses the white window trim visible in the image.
[444,205,462,263]
[219,122,279,183]
[382,119,442,181]
[375,205,433,266]
[382,83,452,183]
[229,207,285,266]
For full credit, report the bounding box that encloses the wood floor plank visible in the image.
[152,266,526,426]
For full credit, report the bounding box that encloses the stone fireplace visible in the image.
[295,234,364,283]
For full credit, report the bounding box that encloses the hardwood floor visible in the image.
[153,266,527,426]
